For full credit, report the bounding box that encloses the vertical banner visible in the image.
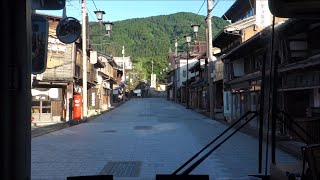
[91,92,95,107]
[256,0,272,27]
[223,91,232,118]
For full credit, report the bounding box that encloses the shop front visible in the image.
[31,88,63,125]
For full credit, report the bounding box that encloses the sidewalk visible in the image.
[31,102,125,138]
[175,101,305,160]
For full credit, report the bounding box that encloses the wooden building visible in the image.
[32,15,75,125]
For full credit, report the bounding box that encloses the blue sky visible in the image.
[38,0,235,22]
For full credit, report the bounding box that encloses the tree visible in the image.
[89,12,229,83]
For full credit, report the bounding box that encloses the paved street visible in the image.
[32,98,299,180]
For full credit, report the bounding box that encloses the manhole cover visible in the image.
[134,126,152,130]
[100,161,142,177]
[101,130,117,133]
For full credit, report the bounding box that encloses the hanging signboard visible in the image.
[223,91,232,118]
[256,0,272,27]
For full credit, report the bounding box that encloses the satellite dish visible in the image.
[56,17,81,44]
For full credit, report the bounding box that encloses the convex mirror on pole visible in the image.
[56,17,82,44]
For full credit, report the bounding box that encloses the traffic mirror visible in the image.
[32,0,66,10]
[56,17,82,44]
[32,14,48,74]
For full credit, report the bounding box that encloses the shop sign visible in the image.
[223,91,232,118]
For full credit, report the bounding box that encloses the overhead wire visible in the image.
[91,0,99,11]
[66,0,78,9]
[197,0,206,15]
[66,0,82,21]
[208,0,221,14]
[87,9,97,22]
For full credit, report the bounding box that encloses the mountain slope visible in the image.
[89,12,229,83]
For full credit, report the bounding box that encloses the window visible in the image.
[31,96,51,114]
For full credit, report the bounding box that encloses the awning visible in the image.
[32,80,69,87]
[212,16,255,53]
[190,81,207,88]
[278,85,320,92]
[225,71,261,85]
[75,78,96,87]
[222,30,270,60]
[94,59,105,68]
[278,56,320,73]
[182,76,196,85]
[224,16,256,32]
[98,71,117,83]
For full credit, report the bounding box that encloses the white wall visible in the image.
[176,58,198,88]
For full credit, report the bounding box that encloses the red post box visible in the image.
[73,94,82,120]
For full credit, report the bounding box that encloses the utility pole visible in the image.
[122,46,125,82]
[122,46,126,101]
[207,0,215,119]
[186,43,190,109]
[82,0,88,121]
[175,39,178,102]
[152,60,154,74]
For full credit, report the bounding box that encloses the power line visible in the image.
[197,0,206,15]
[87,8,97,22]
[208,0,221,14]
[91,0,98,11]
[213,0,221,10]
[65,0,82,22]
[67,0,78,9]
[205,0,221,20]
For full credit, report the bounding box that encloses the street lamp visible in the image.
[94,10,105,22]
[185,35,192,43]
[191,24,200,39]
[184,35,191,109]
[90,12,114,53]
[103,21,113,37]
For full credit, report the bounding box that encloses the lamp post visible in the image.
[184,35,192,109]
[81,8,109,121]
[91,11,113,52]
[207,0,214,119]
[191,24,200,39]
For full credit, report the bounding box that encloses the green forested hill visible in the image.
[89,12,229,85]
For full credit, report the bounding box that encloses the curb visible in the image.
[31,102,125,138]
